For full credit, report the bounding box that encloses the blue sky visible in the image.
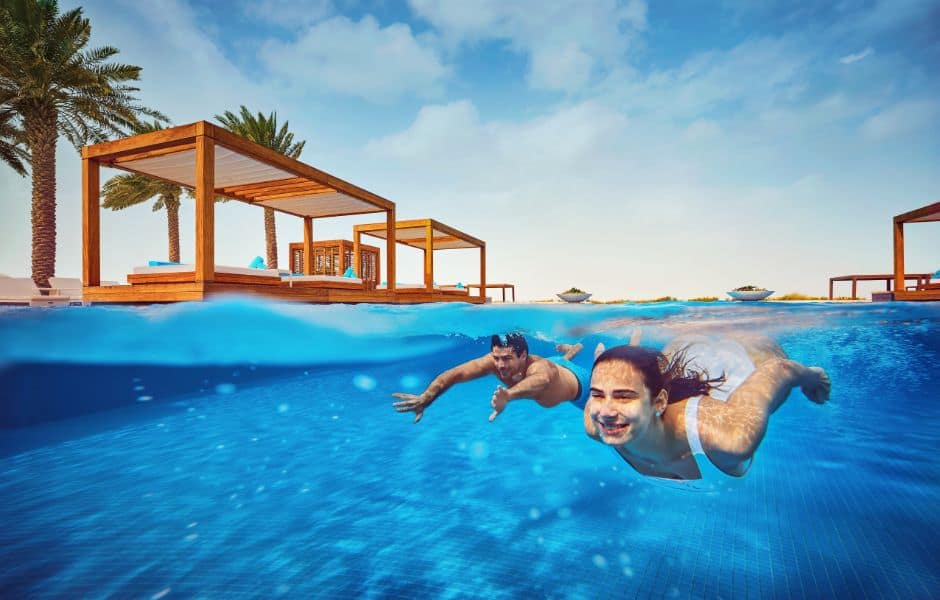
[1,0,938,300]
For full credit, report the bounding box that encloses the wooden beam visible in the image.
[387,208,396,292]
[893,219,904,292]
[82,158,100,286]
[251,187,337,201]
[425,221,434,290]
[303,217,313,275]
[109,142,197,165]
[82,122,199,160]
[219,177,310,194]
[895,201,940,224]
[480,245,486,299]
[195,134,215,282]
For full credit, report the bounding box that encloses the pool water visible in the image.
[1,300,938,599]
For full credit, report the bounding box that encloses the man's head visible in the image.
[491,333,528,379]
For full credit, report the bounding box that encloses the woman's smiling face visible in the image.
[586,360,659,446]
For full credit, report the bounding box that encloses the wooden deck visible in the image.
[82,274,484,305]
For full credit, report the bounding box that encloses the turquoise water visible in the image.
[1,299,938,599]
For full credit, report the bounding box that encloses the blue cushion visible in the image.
[456,282,465,289]
[148,260,181,267]
[933,269,940,279]
[249,256,266,269]
[343,267,356,278]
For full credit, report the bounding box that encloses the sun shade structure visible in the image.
[79,120,448,304]
[354,219,486,298]
[891,201,940,301]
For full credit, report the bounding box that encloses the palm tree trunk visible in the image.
[25,108,58,289]
[165,196,180,263]
[264,207,278,269]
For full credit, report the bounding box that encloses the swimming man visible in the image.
[392,333,590,423]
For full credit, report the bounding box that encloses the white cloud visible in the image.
[602,36,814,120]
[684,119,722,142]
[242,0,334,28]
[862,99,940,140]
[408,0,647,92]
[839,47,874,64]
[259,15,450,102]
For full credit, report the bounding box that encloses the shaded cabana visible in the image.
[353,219,486,302]
[80,120,410,304]
[288,239,382,286]
[890,201,940,301]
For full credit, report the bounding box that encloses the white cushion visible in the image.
[287,275,363,284]
[132,264,280,277]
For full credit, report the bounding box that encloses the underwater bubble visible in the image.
[529,508,541,520]
[134,385,145,391]
[668,587,680,598]
[592,555,608,569]
[558,507,572,519]
[399,375,421,389]
[599,481,606,487]
[469,441,490,460]
[353,375,377,391]
[188,522,197,528]
[136,396,153,402]
[277,403,289,413]
[276,584,290,595]
[185,534,198,541]
[187,407,196,412]
[532,463,544,475]
[216,445,225,450]
[151,589,170,600]
[623,567,634,577]
[619,552,631,564]
[215,383,237,395]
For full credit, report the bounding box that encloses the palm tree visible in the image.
[215,106,305,269]
[0,107,28,176]
[0,0,166,286]
[101,121,185,263]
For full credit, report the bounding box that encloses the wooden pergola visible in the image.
[354,219,486,300]
[80,121,413,304]
[891,201,940,301]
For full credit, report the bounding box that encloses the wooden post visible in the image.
[195,133,215,283]
[482,254,487,300]
[82,157,100,287]
[893,219,904,294]
[386,209,396,292]
[828,278,833,300]
[851,279,857,300]
[353,229,361,280]
[303,217,313,275]
[424,222,433,290]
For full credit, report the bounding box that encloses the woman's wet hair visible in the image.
[592,345,726,403]
[491,333,528,357]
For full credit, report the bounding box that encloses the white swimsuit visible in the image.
[682,337,757,485]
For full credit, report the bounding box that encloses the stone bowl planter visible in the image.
[727,290,774,301]
[557,292,592,303]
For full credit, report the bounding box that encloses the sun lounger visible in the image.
[128,264,285,286]
[0,277,70,307]
[131,264,283,277]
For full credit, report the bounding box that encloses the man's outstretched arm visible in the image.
[489,362,554,421]
[392,356,494,423]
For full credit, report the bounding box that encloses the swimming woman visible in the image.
[584,334,830,481]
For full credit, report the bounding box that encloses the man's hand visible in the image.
[489,386,511,422]
[392,392,432,424]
